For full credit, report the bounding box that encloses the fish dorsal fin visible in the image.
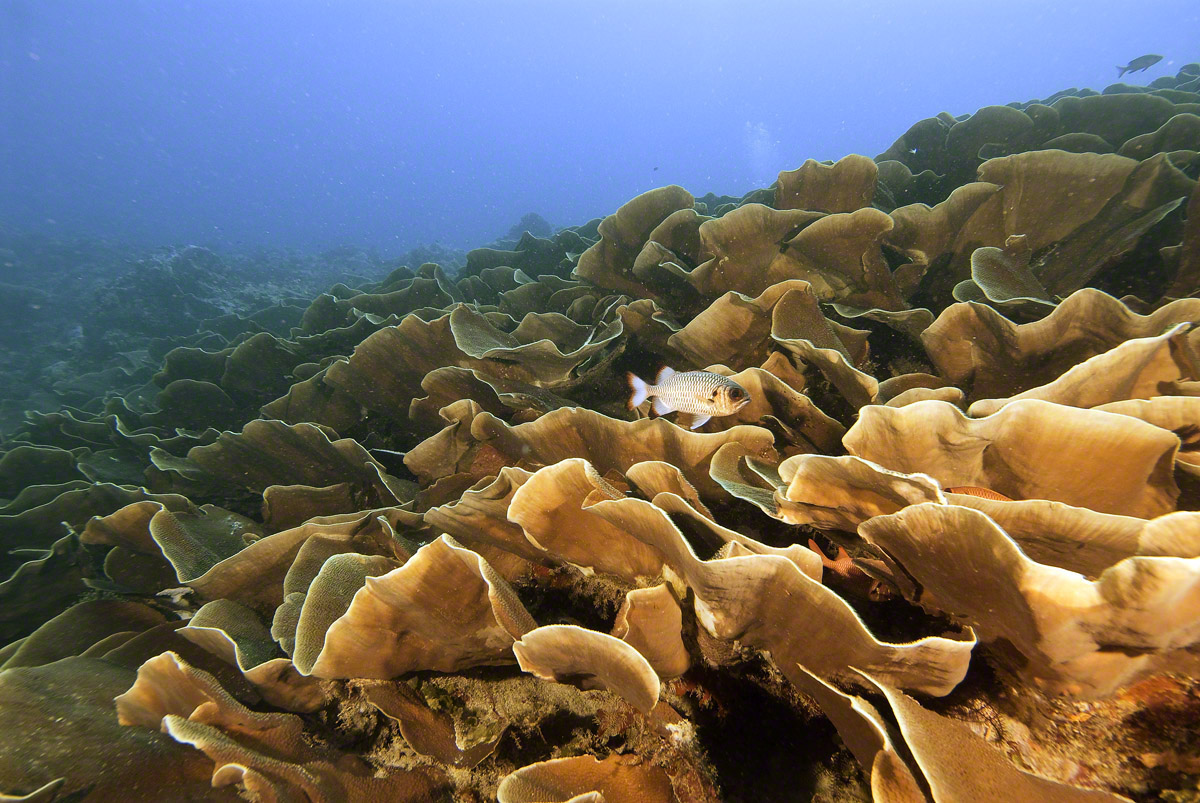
[654,366,676,385]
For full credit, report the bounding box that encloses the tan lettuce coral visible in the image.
[586,493,973,695]
[967,323,1200,416]
[116,651,445,800]
[612,584,690,679]
[886,181,1001,295]
[1053,92,1175,150]
[861,503,1200,694]
[409,405,775,499]
[844,399,1179,518]
[688,205,905,310]
[890,149,1193,303]
[421,467,544,580]
[708,441,787,516]
[1163,178,1200,300]
[574,185,696,297]
[775,453,945,531]
[684,203,822,297]
[0,599,165,671]
[0,655,232,801]
[0,531,85,645]
[668,278,882,409]
[497,755,675,803]
[510,457,822,582]
[775,154,877,213]
[944,495,1200,576]
[507,458,666,581]
[288,552,398,674]
[805,665,1132,802]
[513,624,661,714]
[973,150,1141,250]
[1120,112,1200,159]
[321,305,621,434]
[180,598,325,712]
[922,288,1200,401]
[668,280,818,370]
[1096,397,1200,475]
[446,305,624,383]
[298,535,535,678]
[954,238,1056,310]
[176,418,403,505]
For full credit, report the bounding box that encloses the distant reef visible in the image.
[3,66,1200,802]
[0,239,474,433]
[505,212,556,242]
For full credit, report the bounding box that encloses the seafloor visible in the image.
[3,69,1200,802]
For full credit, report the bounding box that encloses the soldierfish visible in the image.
[627,367,750,429]
[1118,54,1162,77]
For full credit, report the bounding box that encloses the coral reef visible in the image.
[4,67,1200,801]
[0,236,472,435]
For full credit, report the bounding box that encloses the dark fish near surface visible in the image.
[1117,54,1162,77]
[627,367,750,429]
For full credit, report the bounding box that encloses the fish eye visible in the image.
[730,388,744,399]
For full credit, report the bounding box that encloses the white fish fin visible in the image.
[627,373,649,409]
[688,414,711,430]
[652,396,673,416]
[655,366,676,385]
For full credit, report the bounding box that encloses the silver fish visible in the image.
[626,367,750,429]
[1118,54,1162,77]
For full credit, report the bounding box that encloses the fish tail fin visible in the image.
[1117,65,1128,76]
[627,372,649,409]
[807,539,834,571]
[654,365,676,384]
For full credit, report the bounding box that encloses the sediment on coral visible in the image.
[6,68,1200,801]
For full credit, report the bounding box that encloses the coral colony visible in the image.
[4,65,1200,801]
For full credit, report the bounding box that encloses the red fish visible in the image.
[945,486,1014,502]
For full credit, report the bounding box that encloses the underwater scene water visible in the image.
[5,1,1200,801]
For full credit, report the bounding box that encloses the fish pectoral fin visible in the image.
[688,414,711,430]
[651,397,673,416]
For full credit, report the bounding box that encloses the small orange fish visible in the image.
[806,539,896,601]
[945,486,1014,502]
